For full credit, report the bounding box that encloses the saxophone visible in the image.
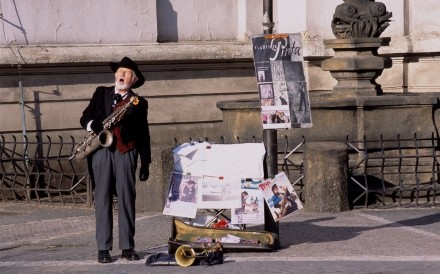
[70,95,139,160]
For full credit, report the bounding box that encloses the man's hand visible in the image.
[139,165,149,181]
[90,120,104,134]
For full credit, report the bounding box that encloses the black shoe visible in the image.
[98,250,112,263]
[121,249,140,261]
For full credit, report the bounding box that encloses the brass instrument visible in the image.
[175,242,223,267]
[70,96,138,160]
[168,218,279,254]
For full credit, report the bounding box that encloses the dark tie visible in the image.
[112,93,122,106]
[113,93,122,102]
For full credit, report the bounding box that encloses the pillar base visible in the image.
[304,142,349,212]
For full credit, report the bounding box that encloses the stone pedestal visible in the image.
[304,142,349,212]
[136,146,174,212]
[321,38,392,97]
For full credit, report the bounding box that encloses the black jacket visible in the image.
[80,86,151,167]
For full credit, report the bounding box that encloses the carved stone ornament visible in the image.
[331,0,392,39]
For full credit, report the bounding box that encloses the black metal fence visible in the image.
[0,135,91,206]
[2,133,439,208]
[176,133,440,208]
[347,133,440,208]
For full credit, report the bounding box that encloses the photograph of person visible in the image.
[179,180,196,203]
[268,184,299,220]
[260,99,275,106]
[231,179,265,225]
[257,70,266,82]
[274,111,290,123]
[163,172,199,219]
[261,107,291,128]
[259,84,274,99]
[259,172,303,222]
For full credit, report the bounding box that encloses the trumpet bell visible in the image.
[175,245,196,267]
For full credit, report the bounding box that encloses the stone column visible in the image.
[304,142,349,212]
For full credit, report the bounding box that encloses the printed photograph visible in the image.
[271,61,289,106]
[231,178,265,225]
[163,172,200,218]
[259,83,274,99]
[197,177,241,209]
[257,70,266,82]
[260,99,275,106]
[287,80,312,128]
[261,105,291,129]
[258,172,303,222]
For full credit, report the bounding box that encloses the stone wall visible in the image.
[1,0,440,211]
[0,44,257,146]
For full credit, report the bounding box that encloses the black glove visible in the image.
[139,165,149,181]
[90,120,103,134]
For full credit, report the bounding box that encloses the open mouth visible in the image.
[118,77,125,83]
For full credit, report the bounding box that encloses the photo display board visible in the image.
[165,143,303,224]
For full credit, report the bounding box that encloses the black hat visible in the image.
[109,57,145,89]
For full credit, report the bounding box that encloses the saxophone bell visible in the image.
[97,129,113,148]
[70,129,113,160]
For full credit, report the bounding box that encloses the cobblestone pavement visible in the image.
[0,201,439,273]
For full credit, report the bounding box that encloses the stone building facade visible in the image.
[1,0,439,145]
[1,0,440,211]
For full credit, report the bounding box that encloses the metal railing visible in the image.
[4,132,437,209]
[176,133,439,208]
[347,133,440,208]
[280,135,305,201]
[0,135,91,206]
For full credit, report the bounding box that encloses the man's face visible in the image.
[115,67,138,91]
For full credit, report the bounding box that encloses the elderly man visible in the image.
[80,57,151,263]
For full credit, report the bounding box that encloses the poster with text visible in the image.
[231,178,265,225]
[163,172,200,218]
[258,172,303,222]
[252,33,312,129]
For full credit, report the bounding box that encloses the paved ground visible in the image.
[0,201,439,273]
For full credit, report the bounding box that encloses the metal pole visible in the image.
[18,66,27,139]
[263,0,274,35]
[262,0,279,237]
[263,129,278,177]
[262,0,277,178]
[18,65,31,199]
